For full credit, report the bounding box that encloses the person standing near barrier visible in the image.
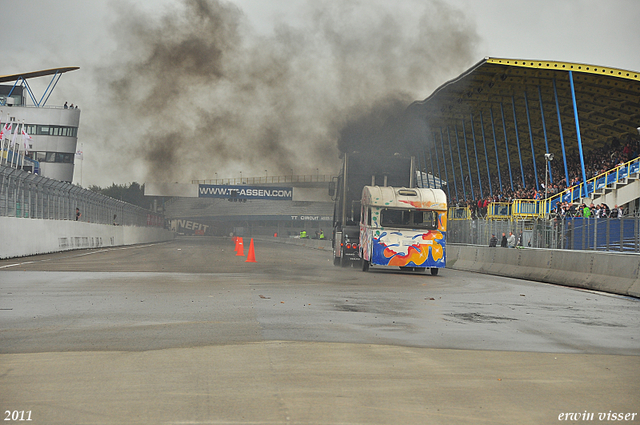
[507,231,516,248]
[75,207,81,221]
[500,233,507,247]
[489,234,498,247]
[517,231,524,247]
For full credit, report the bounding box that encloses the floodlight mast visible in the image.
[544,152,554,213]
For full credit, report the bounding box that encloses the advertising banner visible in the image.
[198,185,293,200]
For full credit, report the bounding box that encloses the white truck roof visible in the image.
[361,186,448,211]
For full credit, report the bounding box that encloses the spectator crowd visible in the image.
[445,134,639,217]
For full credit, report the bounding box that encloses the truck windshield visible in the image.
[380,209,438,230]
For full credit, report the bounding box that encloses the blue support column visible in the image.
[454,124,467,200]
[470,114,484,199]
[439,129,451,200]
[421,147,431,188]
[553,78,570,189]
[500,103,514,192]
[524,91,540,192]
[479,111,493,197]
[489,108,503,191]
[511,96,526,188]
[538,86,552,185]
[461,119,475,200]
[568,71,589,197]
[446,127,459,201]
[432,133,443,190]
[20,79,40,107]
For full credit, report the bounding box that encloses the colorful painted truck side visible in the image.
[359,186,447,275]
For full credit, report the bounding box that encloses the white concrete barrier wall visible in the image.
[448,244,640,298]
[0,217,174,259]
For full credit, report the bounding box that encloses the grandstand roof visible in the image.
[408,57,640,158]
[0,67,79,84]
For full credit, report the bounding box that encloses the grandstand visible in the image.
[406,57,640,216]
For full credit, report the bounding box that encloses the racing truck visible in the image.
[330,152,414,267]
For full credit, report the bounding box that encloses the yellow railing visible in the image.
[511,199,543,219]
[545,155,640,214]
[448,207,471,220]
[486,202,512,220]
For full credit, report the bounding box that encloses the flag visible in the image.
[21,127,32,154]
[9,122,19,149]
[8,122,20,167]
[0,121,11,141]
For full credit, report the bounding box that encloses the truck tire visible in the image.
[430,268,439,276]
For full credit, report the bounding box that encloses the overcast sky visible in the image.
[3,0,639,187]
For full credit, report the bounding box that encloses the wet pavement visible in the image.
[0,237,638,424]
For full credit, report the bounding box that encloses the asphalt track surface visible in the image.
[0,237,638,424]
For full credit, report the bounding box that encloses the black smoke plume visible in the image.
[97,0,478,182]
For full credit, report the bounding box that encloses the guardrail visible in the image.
[0,165,164,227]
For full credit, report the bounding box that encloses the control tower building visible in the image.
[0,67,81,182]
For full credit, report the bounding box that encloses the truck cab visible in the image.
[359,186,447,274]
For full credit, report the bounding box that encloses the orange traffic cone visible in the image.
[246,238,256,263]
[236,237,244,256]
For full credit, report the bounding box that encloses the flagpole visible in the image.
[10,122,17,168]
[0,111,3,166]
[13,122,22,169]
[20,120,25,170]
[0,113,6,166]
[16,122,22,169]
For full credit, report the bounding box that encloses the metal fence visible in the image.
[0,165,164,227]
[448,217,640,252]
[192,174,333,186]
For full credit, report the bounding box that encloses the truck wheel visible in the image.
[430,268,439,276]
[361,259,369,272]
[340,252,348,267]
